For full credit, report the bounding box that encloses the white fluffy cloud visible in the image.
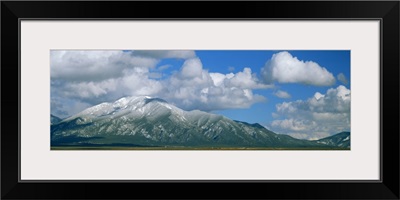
[132,50,196,59]
[180,58,204,79]
[337,73,349,85]
[51,51,159,82]
[224,68,272,89]
[274,90,291,98]
[164,60,269,111]
[261,51,336,86]
[51,51,270,117]
[271,85,350,140]
[51,51,190,117]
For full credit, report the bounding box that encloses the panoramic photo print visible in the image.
[50,50,350,150]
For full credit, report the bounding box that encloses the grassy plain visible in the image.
[51,146,350,151]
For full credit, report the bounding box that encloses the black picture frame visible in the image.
[2,1,399,199]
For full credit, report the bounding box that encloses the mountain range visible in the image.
[316,132,350,148]
[51,96,350,149]
[51,114,62,125]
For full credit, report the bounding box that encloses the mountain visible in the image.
[51,96,334,148]
[50,114,62,125]
[316,132,350,148]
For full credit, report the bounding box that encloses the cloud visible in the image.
[148,72,163,79]
[337,73,349,85]
[50,98,68,117]
[51,51,159,82]
[224,68,272,89]
[158,64,172,71]
[261,51,336,86]
[274,90,291,98]
[51,50,191,117]
[164,61,268,111]
[51,51,271,117]
[50,97,92,118]
[271,85,350,140]
[271,119,317,132]
[180,58,204,79]
[131,50,196,59]
[122,72,164,97]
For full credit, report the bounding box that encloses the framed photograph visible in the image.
[2,1,399,199]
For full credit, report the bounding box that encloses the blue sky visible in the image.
[51,50,350,140]
[196,51,350,121]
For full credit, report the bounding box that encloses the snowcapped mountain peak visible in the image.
[51,96,345,149]
[114,96,167,106]
[63,96,178,123]
[113,96,144,108]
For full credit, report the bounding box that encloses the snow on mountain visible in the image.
[51,96,337,148]
[62,96,224,127]
[316,132,350,148]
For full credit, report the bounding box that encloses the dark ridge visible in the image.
[318,132,350,141]
[50,114,62,124]
[144,97,168,105]
[233,120,266,129]
[51,117,94,135]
